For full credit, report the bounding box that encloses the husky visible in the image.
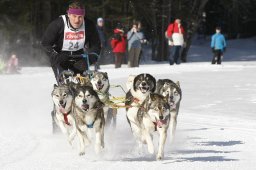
[137,93,170,160]
[51,84,76,145]
[125,74,156,152]
[90,71,117,128]
[72,85,105,155]
[155,79,182,141]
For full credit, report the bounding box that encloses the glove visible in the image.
[212,48,215,53]
[50,51,69,66]
[223,47,226,52]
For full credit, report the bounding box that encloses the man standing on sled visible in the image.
[42,1,100,83]
[41,1,100,133]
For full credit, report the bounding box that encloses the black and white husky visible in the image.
[51,84,76,145]
[137,93,171,160]
[72,85,105,155]
[125,74,157,154]
[156,79,182,140]
[90,71,117,128]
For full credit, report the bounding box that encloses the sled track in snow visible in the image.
[0,133,39,168]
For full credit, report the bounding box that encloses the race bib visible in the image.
[61,15,85,51]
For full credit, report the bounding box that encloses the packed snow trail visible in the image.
[0,61,256,170]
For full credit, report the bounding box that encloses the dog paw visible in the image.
[156,155,163,161]
[147,145,154,154]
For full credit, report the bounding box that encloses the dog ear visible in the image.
[176,81,180,88]
[54,84,58,88]
[151,76,157,92]
[104,72,108,79]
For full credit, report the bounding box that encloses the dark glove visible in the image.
[50,51,69,66]
[212,48,215,53]
[223,47,226,52]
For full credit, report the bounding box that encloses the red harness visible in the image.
[59,107,71,126]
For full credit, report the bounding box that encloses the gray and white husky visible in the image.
[155,79,182,140]
[137,93,171,160]
[51,84,76,145]
[72,85,105,155]
[90,71,117,128]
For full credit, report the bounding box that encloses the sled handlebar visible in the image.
[68,52,99,59]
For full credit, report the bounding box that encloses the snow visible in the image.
[0,38,256,170]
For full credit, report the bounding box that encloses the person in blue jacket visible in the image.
[211,27,226,64]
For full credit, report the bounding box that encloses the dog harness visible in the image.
[86,122,94,128]
[59,107,71,126]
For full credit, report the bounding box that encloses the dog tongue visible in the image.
[157,120,166,127]
[82,104,89,110]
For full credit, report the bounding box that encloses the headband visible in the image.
[67,8,85,16]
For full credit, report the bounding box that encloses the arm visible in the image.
[41,17,63,57]
[223,35,227,48]
[211,35,215,48]
[127,31,134,41]
[111,39,118,49]
[166,24,174,38]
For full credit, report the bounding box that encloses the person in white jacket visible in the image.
[166,19,185,65]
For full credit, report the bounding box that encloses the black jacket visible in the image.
[42,15,100,57]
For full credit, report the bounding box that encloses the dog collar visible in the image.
[59,107,71,126]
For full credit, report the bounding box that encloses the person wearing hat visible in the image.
[42,1,100,82]
[111,24,126,68]
[95,17,107,70]
[211,27,226,64]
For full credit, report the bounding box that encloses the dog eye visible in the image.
[63,93,67,97]
[78,95,83,98]
[87,94,91,97]
[102,78,106,81]
[162,107,166,111]
[55,94,59,97]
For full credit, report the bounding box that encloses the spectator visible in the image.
[111,25,126,68]
[6,53,19,74]
[127,21,144,67]
[96,17,107,70]
[211,27,226,64]
[166,19,185,65]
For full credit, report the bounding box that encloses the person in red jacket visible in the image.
[111,26,126,68]
[166,19,185,65]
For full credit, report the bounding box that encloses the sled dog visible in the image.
[125,74,157,152]
[51,84,76,144]
[73,85,105,155]
[137,93,170,160]
[155,79,182,140]
[91,71,117,128]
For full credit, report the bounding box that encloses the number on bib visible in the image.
[68,42,79,50]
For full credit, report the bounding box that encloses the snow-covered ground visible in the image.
[0,38,256,170]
